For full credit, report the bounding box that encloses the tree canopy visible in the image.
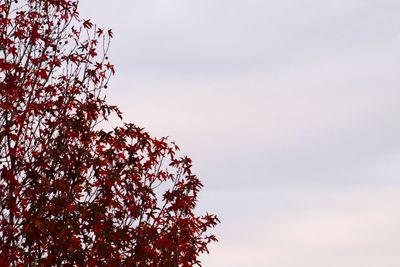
[0,0,218,265]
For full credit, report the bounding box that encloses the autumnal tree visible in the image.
[0,0,219,265]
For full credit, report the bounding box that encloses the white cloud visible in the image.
[101,35,400,188]
[202,186,400,267]
[79,1,400,266]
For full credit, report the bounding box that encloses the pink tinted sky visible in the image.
[81,1,400,266]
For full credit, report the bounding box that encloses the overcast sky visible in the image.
[81,1,400,266]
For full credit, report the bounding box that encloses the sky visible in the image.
[80,1,400,266]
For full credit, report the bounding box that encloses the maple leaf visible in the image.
[105,62,115,75]
[83,19,93,29]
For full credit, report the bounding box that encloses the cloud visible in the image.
[79,1,400,266]
[80,0,400,76]
[202,186,400,267]
[102,35,400,188]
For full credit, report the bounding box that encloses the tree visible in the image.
[0,0,219,265]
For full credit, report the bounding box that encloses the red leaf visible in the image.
[83,19,93,29]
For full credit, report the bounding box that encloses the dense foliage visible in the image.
[0,0,218,265]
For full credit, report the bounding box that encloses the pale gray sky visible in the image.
[81,1,400,266]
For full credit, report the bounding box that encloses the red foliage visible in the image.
[0,0,219,265]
